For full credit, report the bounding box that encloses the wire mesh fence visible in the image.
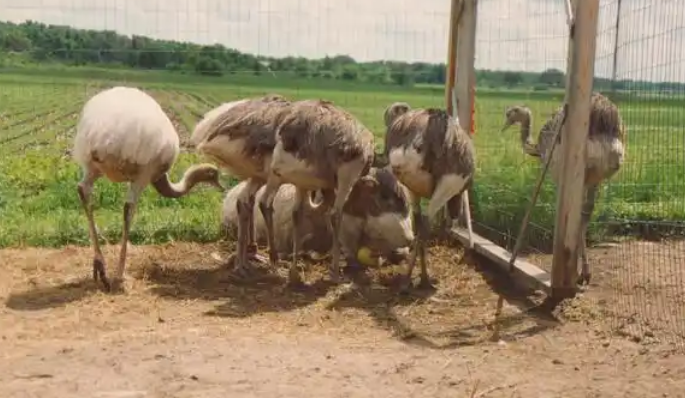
[471,0,568,272]
[1,0,684,350]
[0,1,456,248]
[591,0,685,348]
[470,0,685,349]
[473,0,685,348]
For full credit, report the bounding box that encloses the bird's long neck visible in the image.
[519,116,539,157]
[519,116,533,149]
[152,173,194,198]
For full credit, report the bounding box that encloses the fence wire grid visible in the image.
[0,0,684,348]
[474,0,685,348]
[593,0,685,348]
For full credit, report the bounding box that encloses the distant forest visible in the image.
[0,20,683,92]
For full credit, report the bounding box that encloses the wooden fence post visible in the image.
[550,0,600,301]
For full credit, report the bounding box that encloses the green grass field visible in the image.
[1,67,683,253]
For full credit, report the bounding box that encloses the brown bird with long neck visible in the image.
[190,94,292,276]
[258,99,377,286]
[72,86,223,292]
[501,92,626,286]
[382,102,476,291]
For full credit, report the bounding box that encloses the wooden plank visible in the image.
[451,227,551,295]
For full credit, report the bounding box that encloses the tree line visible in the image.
[0,20,683,93]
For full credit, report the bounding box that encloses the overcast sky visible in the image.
[2,0,683,82]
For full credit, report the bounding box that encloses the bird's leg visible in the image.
[417,212,433,290]
[287,188,307,287]
[328,208,344,284]
[418,175,471,289]
[245,195,267,264]
[76,170,109,290]
[337,216,365,275]
[258,175,283,269]
[401,200,423,293]
[235,200,251,277]
[113,184,144,291]
[577,184,599,287]
[441,196,459,240]
[329,163,368,285]
[235,179,265,276]
[461,189,474,250]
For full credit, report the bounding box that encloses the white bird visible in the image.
[72,86,223,291]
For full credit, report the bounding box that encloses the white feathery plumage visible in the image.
[73,86,179,170]
[72,86,222,292]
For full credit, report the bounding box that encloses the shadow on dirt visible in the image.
[5,277,100,311]
[140,259,333,318]
[323,244,560,350]
[437,249,560,346]
[2,237,560,350]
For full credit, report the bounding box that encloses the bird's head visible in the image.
[383,102,411,128]
[501,105,532,132]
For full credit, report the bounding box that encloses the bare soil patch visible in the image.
[1,240,683,397]
[526,239,685,347]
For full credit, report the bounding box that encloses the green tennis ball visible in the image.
[357,246,380,267]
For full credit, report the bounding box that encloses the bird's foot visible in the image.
[576,272,591,289]
[231,259,256,281]
[246,245,269,265]
[106,275,129,294]
[268,251,280,269]
[92,258,111,292]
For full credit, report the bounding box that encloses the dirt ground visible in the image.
[525,239,685,348]
[1,240,684,398]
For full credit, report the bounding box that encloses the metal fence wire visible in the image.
[473,0,685,348]
[0,0,684,349]
[592,0,685,348]
[471,0,568,272]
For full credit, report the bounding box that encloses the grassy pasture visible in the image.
[0,68,683,252]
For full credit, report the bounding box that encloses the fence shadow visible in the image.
[469,250,561,335]
[322,247,560,349]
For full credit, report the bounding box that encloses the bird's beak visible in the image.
[500,121,512,132]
